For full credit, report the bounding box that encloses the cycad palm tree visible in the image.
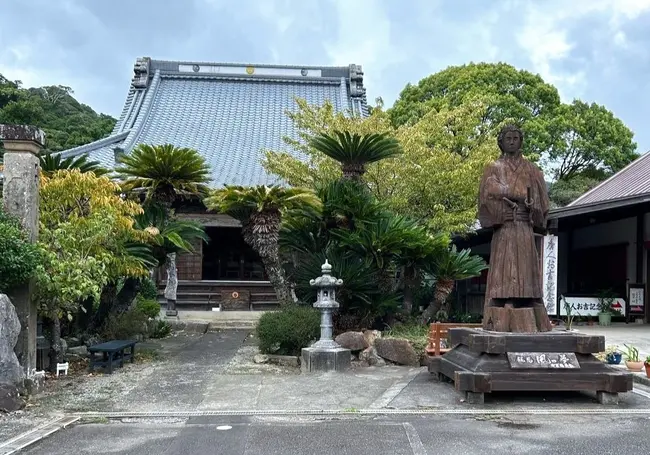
[39,151,109,177]
[309,131,402,180]
[420,246,488,323]
[133,204,209,268]
[205,185,322,305]
[115,143,211,208]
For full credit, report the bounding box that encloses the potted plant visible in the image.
[597,289,619,326]
[623,344,643,371]
[645,356,650,378]
[561,296,579,331]
[604,346,623,365]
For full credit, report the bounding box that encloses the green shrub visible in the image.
[256,305,320,356]
[138,277,158,300]
[101,308,149,340]
[149,319,172,339]
[0,208,42,293]
[136,296,161,319]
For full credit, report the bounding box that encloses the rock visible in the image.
[0,295,23,387]
[65,337,82,348]
[359,346,386,367]
[334,331,367,351]
[267,354,300,368]
[363,330,381,347]
[375,338,419,366]
[67,345,88,357]
[253,354,269,364]
[0,383,25,413]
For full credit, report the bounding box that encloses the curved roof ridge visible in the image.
[568,150,650,206]
[57,130,131,158]
[120,70,163,152]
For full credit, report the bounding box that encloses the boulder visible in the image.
[253,354,269,364]
[0,294,23,387]
[65,337,82,348]
[67,345,88,358]
[359,346,386,367]
[334,331,367,351]
[375,338,419,366]
[0,383,25,413]
[362,330,381,347]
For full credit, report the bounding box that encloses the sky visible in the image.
[1,0,650,153]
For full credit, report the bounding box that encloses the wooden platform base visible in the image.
[429,328,633,404]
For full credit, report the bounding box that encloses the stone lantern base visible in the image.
[301,347,351,373]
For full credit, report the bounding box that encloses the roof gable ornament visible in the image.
[348,64,366,101]
[131,57,151,89]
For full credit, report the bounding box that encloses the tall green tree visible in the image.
[0,75,116,151]
[388,62,638,181]
[115,143,211,309]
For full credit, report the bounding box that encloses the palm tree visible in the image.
[39,151,110,177]
[309,131,402,180]
[419,246,488,323]
[133,204,209,268]
[114,143,211,313]
[115,143,211,209]
[204,185,322,305]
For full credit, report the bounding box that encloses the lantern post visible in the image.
[300,260,351,372]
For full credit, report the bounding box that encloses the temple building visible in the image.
[58,57,369,309]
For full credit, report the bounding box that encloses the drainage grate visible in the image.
[0,416,79,455]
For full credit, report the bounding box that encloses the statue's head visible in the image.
[497,124,524,156]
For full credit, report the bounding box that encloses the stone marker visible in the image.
[0,294,26,412]
[301,260,351,373]
[1,124,43,380]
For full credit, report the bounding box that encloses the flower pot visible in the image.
[626,360,644,372]
[645,364,650,378]
[606,353,622,365]
[598,312,612,326]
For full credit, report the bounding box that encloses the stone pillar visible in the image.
[1,124,44,378]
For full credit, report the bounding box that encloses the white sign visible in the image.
[630,287,645,313]
[560,296,626,317]
[542,235,558,316]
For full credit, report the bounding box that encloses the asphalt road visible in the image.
[19,413,650,455]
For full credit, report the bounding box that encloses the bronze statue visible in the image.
[478,125,552,332]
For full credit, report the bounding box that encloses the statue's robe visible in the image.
[478,153,549,305]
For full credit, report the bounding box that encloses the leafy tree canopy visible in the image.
[0,74,115,152]
[263,96,501,234]
[36,170,150,318]
[388,62,638,180]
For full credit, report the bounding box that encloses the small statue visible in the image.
[478,125,552,332]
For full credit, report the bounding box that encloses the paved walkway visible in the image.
[574,323,650,359]
[4,328,650,451]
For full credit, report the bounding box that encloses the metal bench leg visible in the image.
[108,353,114,374]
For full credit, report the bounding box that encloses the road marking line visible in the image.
[403,422,428,455]
[632,387,650,400]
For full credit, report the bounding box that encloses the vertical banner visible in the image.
[542,234,558,316]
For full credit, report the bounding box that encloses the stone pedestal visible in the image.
[1,124,44,378]
[301,347,351,373]
[429,328,633,404]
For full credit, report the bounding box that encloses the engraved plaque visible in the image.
[507,352,580,369]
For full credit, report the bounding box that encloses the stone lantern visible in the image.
[301,260,351,372]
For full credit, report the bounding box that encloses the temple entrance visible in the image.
[202,226,266,281]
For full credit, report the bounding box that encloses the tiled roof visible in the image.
[59,57,369,187]
[568,151,650,207]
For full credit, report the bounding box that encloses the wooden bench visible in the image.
[88,340,137,374]
[426,322,482,356]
